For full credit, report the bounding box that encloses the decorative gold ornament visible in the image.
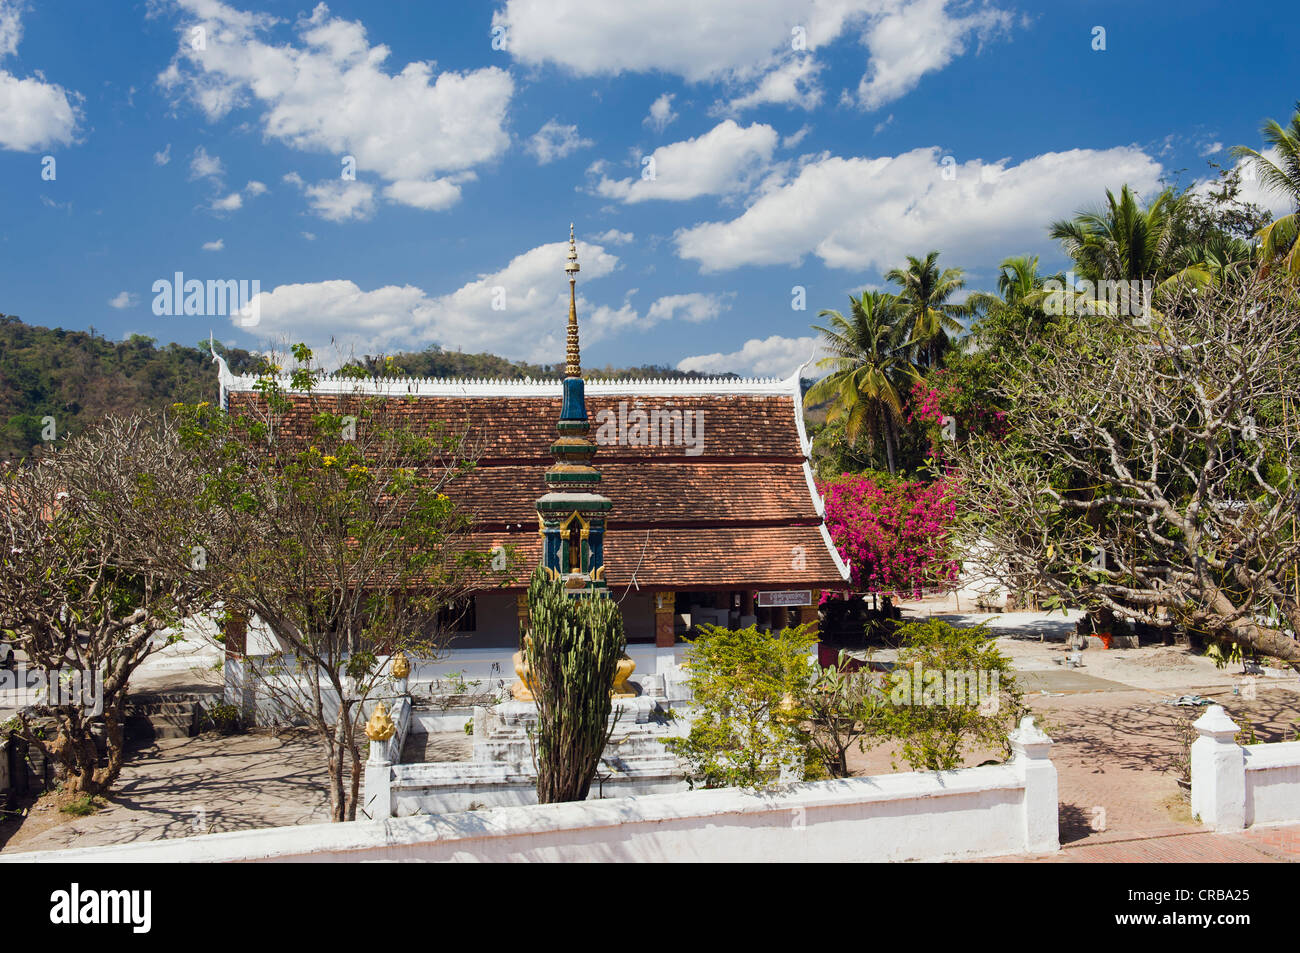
[390,650,411,680]
[364,701,396,742]
[611,655,636,699]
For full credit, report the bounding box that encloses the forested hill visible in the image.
[0,314,734,460]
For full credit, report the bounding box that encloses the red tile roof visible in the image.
[224,381,849,592]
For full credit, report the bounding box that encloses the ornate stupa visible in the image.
[536,224,612,598]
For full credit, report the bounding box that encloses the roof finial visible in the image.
[565,223,581,378]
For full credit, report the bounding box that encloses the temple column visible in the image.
[654,591,676,674]
[654,591,675,648]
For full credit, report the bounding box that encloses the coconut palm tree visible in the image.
[806,291,916,475]
[885,251,970,368]
[1231,103,1300,275]
[1050,186,1211,286]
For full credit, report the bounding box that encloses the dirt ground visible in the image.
[1,730,331,853]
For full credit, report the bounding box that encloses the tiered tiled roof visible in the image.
[216,361,850,593]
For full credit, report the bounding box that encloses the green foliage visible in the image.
[665,623,819,789]
[205,703,243,736]
[59,794,103,816]
[805,651,892,778]
[0,318,259,461]
[524,567,627,803]
[884,619,1025,771]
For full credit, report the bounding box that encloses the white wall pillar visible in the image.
[1191,704,1245,831]
[363,741,392,821]
[223,656,255,725]
[1008,715,1058,854]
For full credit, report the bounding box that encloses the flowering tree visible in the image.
[819,474,959,598]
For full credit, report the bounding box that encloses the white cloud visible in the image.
[301,231,316,241]
[240,238,730,360]
[783,124,811,148]
[644,93,677,132]
[675,145,1164,272]
[158,0,513,213]
[526,119,594,164]
[203,238,225,251]
[154,143,172,165]
[1200,141,1223,157]
[211,191,243,212]
[244,179,268,195]
[0,0,81,152]
[108,291,138,309]
[0,1,20,58]
[723,56,823,112]
[592,228,634,245]
[302,179,376,221]
[243,239,622,359]
[678,334,821,378]
[646,292,731,324]
[493,1,1014,114]
[189,145,224,181]
[593,119,778,203]
[382,178,461,211]
[856,0,1012,110]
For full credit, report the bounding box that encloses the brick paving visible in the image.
[974,684,1300,862]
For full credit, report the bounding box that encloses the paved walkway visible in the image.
[978,823,1300,862]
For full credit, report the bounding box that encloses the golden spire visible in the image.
[565,223,581,378]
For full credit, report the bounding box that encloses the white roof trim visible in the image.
[221,374,794,398]
[820,520,853,583]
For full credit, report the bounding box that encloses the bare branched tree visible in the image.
[0,414,208,795]
[953,273,1300,668]
[178,348,520,820]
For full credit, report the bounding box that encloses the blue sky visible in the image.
[0,0,1295,377]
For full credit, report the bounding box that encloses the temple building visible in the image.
[214,228,850,670]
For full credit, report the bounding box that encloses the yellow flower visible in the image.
[323,455,338,467]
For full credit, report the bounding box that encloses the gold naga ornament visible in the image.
[364,701,396,742]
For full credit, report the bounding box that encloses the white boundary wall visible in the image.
[1192,704,1300,831]
[2,717,1057,864]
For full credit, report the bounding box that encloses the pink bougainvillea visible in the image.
[819,474,960,599]
[907,372,1009,463]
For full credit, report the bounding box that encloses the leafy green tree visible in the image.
[805,291,916,475]
[886,251,971,369]
[524,567,628,803]
[884,619,1024,771]
[666,624,818,788]
[1232,101,1300,275]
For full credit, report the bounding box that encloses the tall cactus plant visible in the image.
[524,566,627,803]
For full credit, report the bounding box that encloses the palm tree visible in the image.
[1049,186,1211,299]
[885,251,970,368]
[967,254,1063,311]
[806,291,916,475]
[1231,102,1300,275]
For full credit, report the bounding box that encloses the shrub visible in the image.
[883,619,1024,770]
[666,624,818,789]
